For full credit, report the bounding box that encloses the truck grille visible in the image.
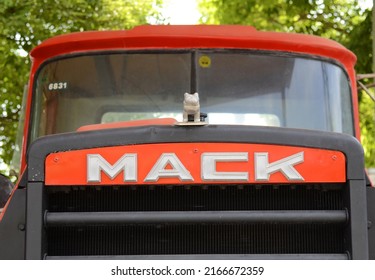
[44,184,346,258]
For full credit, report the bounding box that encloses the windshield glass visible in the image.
[31,50,353,141]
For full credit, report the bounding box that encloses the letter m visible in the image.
[87,154,137,183]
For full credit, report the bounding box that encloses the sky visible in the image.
[360,0,374,10]
[162,0,201,24]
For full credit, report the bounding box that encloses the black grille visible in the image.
[47,224,345,256]
[47,184,343,212]
[45,184,346,257]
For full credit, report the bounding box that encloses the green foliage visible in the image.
[347,9,375,167]
[199,0,375,167]
[0,0,162,175]
[199,0,364,38]
[360,93,375,167]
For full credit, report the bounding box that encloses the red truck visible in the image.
[0,25,374,259]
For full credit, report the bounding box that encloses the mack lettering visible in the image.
[86,152,304,183]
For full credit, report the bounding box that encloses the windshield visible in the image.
[31,50,353,141]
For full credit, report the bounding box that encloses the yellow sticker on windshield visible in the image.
[199,55,211,68]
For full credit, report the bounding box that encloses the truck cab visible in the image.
[0,25,374,259]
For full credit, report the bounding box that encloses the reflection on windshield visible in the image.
[32,50,353,141]
[101,112,280,127]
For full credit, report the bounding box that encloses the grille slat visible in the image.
[45,210,348,226]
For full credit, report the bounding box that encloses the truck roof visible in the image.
[30,25,356,69]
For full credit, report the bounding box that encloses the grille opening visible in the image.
[47,224,345,256]
[45,184,346,257]
[46,184,344,212]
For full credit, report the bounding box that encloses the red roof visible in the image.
[30,25,356,68]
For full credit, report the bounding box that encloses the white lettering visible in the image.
[254,152,304,181]
[201,152,249,181]
[144,153,193,182]
[86,151,305,183]
[87,154,137,182]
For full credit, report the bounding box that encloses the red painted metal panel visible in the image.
[45,143,346,185]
